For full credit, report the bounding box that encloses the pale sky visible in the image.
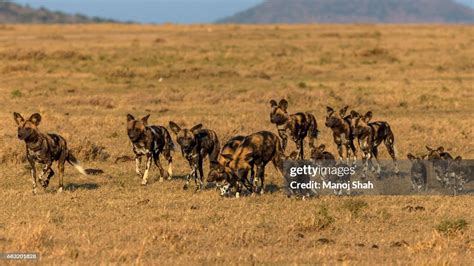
[13,0,263,23]
[12,0,474,24]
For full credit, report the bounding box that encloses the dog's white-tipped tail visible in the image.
[68,154,88,176]
[73,163,87,176]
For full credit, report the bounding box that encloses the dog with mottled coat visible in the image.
[269,99,319,160]
[349,110,399,174]
[169,122,220,191]
[221,131,284,196]
[325,106,357,163]
[13,112,88,194]
[127,114,174,185]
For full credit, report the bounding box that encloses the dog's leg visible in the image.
[57,158,65,193]
[254,164,265,195]
[141,154,152,185]
[434,168,444,187]
[278,128,288,152]
[384,138,399,174]
[183,162,195,190]
[197,156,204,190]
[234,179,241,198]
[340,134,351,164]
[359,139,367,173]
[161,148,172,180]
[362,139,372,174]
[308,132,315,149]
[167,161,173,180]
[345,144,351,165]
[39,162,53,189]
[249,166,255,191]
[411,176,417,191]
[248,166,255,192]
[38,165,46,184]
[165,151,173,180]
[349,139,357,164]
[259,165,265,195]
[193,164,200,192]
[153,154,166,182]
[372,147,381,176]
[28,158,37,194]
[334,135,344,162]
[135,155,143,177]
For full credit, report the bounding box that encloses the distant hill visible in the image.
[218,0,474,24]
[0,1,115,23]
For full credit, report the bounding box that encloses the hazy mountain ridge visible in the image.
[219,0,474,24]
[0,1,115,23]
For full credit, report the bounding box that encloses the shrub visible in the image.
[436,218,468,236]
[297,205,335,231]
[11,89,22,98]
[72,139,110,162]
[342,199,368,218]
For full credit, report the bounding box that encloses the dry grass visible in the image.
[0,24,473,264]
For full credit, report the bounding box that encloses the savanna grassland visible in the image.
[0,24,473,264]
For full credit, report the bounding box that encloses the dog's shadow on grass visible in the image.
[170,175,188,181]
[64,183,100,191]
[265,183,281,194]
[170,175,219,190]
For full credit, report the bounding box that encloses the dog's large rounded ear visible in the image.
[127,114,135,122]
[270,99,277,107]
[437,146,445,153]
[363,111,373,123]
[425,146,433,152]
[454,156,462,163]
[29,113,42,126]
[350,110,359,119]
[326,106,334,114]
[168,121,181,135]
[278,99,288,111]
[13,112,25,126]
[407,153,416,161]
[190,123,203,133]
[141,114,150,125]
[340,106,349,116]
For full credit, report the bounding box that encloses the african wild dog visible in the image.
[221,131,284,196]
[169,122,220,191]
[310,144,337,182]
[207,135,246,186]
[407,153,427,192]
[310,144,336,162]
[13,112,88,194]
[325,106,357,163]
[308,144,350,195]
[269,99,319,160]
[127,114,174,185]
[349,111,399,174]
[445,156,472,195]
[424,146,453,187]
